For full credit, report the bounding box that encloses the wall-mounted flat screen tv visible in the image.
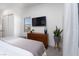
[32,16,46,26]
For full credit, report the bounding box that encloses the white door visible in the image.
[8,14,14,36]
[0,17,2,37]
[2,15,9,37]
[2,14,14,37]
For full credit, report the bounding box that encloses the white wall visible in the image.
[22,4,64,47]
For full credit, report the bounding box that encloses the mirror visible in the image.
[24,17,32,32]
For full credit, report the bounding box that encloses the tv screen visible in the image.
[32,16,46,26]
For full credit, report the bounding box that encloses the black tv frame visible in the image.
[32,16,46,27]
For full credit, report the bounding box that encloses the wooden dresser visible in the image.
[27,32,48,48]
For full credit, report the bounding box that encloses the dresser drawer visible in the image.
[27,32,48,48]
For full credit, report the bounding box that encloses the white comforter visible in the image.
[2,37,45,56]
[0,40,33,56]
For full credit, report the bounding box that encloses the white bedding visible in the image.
[1,37,45,56]
[0,40,33,56]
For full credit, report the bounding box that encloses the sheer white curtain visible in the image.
[63,3,78,56]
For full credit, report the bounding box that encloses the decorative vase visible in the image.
[31,31,32,33]
[54,36,60,48]
[44,27,47,34]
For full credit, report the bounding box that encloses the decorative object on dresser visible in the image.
[44,26,47,34]
[30,29,35,33]
[27,32,48,48]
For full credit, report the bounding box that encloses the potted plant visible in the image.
[53,26,63,48]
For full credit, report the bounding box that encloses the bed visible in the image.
[1,37,46,56]
[0,40,33,56]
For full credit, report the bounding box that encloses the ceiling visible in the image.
[0,3,64,10]
[0,3,25,10]
[0,3,42,16]
[0,3,64,15]
[0,3,42,10]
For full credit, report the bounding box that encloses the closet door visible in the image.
[2,14,14,37]
[8,14,14,36]
[0,17,2,37]
[2,15,9,37]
